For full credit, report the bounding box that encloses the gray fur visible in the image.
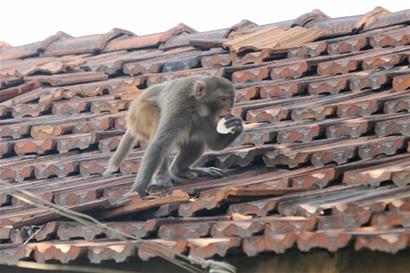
[110,76,243,197]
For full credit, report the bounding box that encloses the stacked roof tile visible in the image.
[1,7,410,268]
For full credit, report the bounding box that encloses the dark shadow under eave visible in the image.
[2,248,410,273]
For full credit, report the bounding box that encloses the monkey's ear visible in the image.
[194,80,207,98]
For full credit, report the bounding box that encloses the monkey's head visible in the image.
[193,76,235,121]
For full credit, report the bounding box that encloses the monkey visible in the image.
[103,75,243,197]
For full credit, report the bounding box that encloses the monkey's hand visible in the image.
[223,114,243,134]
[207,115,243,151]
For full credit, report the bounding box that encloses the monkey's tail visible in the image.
[103,128,136,176]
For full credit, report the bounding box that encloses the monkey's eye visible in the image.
[220,97,227,102]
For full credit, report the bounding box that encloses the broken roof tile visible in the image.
[43,29,134,57]
[105,23,197,52]
[292,9,331,28]
[224,26,323,53]
[0,43,44,62]
[365,9,410,30]
[24,71,108,86]
[0,32,73,62]
[161,28,226,50]
[355,6,392,30]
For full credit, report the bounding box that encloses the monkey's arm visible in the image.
[170,140,224,180]
[129,118,180,196]
[104,128,136,176]
[206,115,243,150]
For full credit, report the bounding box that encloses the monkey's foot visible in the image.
[151,175,174,187]
[170,169,198,180]
[170,178,183,185]
[191,167,224,178]
[170,167,224,181]
[103,165,118,177]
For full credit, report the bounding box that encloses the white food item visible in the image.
[216,117,235,134]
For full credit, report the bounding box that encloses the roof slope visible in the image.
[1,7,410,266]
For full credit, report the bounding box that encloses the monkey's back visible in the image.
[125,76,219,141]
[127,88,160,140]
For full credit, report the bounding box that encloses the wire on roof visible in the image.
[0,181,237,273]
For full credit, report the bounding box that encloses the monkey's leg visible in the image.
[170,141,224,180]
[150,157,174,188]
[129,121,179,196]
[103,128,136,176]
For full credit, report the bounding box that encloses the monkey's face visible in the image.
[194,77,235,121]
[215,92,235,117]
[203,88,235,121]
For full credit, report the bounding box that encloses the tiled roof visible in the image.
[1,7,410,266]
